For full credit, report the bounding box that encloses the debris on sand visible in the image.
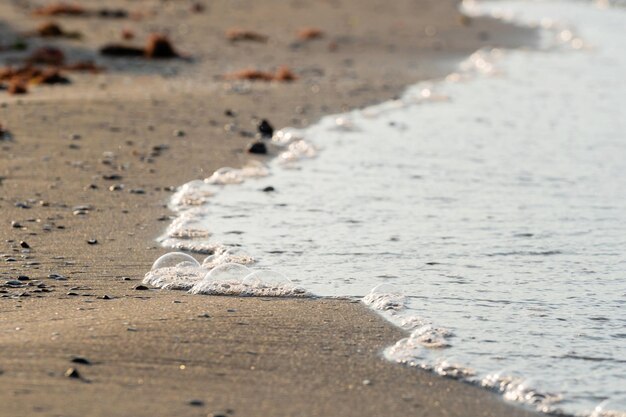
[31,68,70,85]
[32,3,129,18]
[63,61,103,73]
[100,34,180,59]
[225,66,297,82]
[64,367,81,379]
[144,34,179,58]
[191,3,205,13]
[97,8,128,19]
[247,141,267,154]
[297,27,324,41]
[32,3,87,17]
[0,39,28,52]
[36,22,63,37]
[27,46,66,66]
[225,69,274,81]
[258,119,274,137]
[35,22,82,39]
[99,44,144,57]
[121,28,135,40]
[0,124,13,141]
[226,28,268,43]
[274,65,297,82]
[1,65,71,95]
[7,80,28,95]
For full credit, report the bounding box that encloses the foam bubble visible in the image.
[202,248,255,268]
[434,358,475,379]
[144,252,204,290]
[362,283,407,311]
[190,264,308,297]
[278,140,317,164]
[151,252,200,270]
[204,167,246,185]
[204,161,269,185]
[592,397,626,417]
[481,372,562,412]
[241,270,307,297]
[331,117,360,132]
[272,128,305,147]
[203,262,251,282]
[160,239,224,255]
[170,180,214,208]
[410,325,453,349]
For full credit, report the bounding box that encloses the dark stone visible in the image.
[97,8,128,18]
[188,400,205,407]
[102,174,122,180]
[48,274,68,281]
[262,186,275,192]
[100,45,144,57]
[100,295,112,300]
[257,119,274,138]
[224,109,235,117]
[134,284,149,291]
[247,142,267,154]
[17,275,30,281]
[19,241,30,248]
[87,239,98,245]
[70,357,92,365]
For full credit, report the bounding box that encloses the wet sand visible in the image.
[0,1,540,416]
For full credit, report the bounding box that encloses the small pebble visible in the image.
[64,368,81,379]
[134,284,149,291]
[188,399,204,407]
[19,241,30,249]
[258,119,274,138]
[247,142,267,154]
[102,174,122,181]
[87,239,98,245]
[48,274,67,281]
[174,129,185,137]
[70,357,92,365]
[262,186,275,192]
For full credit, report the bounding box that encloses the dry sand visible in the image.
[1,1,540,416]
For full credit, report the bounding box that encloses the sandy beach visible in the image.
[1,1,541,416]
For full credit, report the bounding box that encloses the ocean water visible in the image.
[146,1,626,415]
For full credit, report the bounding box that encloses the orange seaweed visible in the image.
[225,66,297,82]
[297,28,324,41]
[226,28,268,43]
[32,3,86,16]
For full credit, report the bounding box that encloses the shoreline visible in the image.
[0,1,541,416]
